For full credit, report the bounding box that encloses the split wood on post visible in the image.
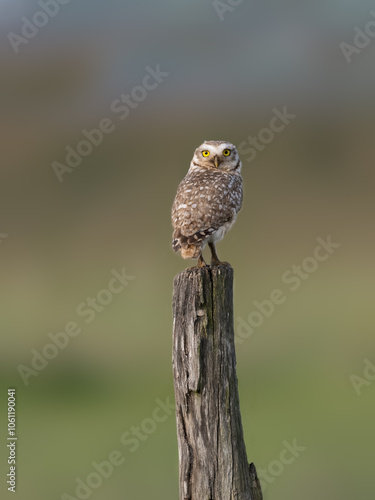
[172,264,263,500]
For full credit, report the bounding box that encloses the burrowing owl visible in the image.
[172,140,243,267]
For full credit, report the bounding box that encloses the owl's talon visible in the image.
[211,259,230,267]
[197,254,207,268]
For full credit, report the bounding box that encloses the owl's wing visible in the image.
[171,171,242,251]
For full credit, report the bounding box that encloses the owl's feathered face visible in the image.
[192,140,241,173]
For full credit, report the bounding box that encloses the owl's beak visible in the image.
[213,155,219,168]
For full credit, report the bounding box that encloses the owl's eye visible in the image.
[223,149,231,156]
[202,150,210,157]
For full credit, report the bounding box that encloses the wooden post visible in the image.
[172,264,263,500]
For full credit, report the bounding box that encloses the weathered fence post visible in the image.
[172,264,263,500]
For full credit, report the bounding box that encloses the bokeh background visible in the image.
[1,1,374,499]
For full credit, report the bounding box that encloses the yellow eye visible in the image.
[223,149,231,156]
[202,150,210,157]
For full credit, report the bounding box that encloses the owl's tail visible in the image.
[172,230,204,260]
[180,245,202,260]
[172,239,202,260]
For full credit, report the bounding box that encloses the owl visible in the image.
[171,140,243,267]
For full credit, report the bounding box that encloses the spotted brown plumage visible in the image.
[171,140,243,267]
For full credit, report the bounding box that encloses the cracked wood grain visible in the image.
[172,264,263,500]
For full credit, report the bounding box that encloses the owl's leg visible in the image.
[209,242,228,266]
[197,252,207,268]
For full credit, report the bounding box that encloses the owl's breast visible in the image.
[172,169,242,235]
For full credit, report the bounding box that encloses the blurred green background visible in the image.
[1,1,374,499]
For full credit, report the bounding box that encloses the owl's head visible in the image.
[192,140,241,172]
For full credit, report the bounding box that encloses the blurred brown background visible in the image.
[0,1,374,499]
